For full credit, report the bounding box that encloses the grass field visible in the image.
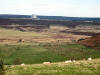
[0,44,100,65]
[0,27,68,38]
[6,58,100,75]
[0,27,89,44]
[0,27,46,38]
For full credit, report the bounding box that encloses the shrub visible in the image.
[14,58,22,65]
[0,58,5,75]
[77,38,85,42]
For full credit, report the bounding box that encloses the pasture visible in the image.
[0,44,100,65]
[6,58,100,75]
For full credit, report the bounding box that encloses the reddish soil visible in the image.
[79,33,100,50]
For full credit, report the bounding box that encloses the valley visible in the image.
[0,16,100,75]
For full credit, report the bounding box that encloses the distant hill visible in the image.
[0,14,30,19]
[0,14,100,22]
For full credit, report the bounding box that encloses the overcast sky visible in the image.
[0,0,100,17]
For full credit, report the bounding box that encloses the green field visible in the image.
[6,58,100,75]
[0,44,100,65]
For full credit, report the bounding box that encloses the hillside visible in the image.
[1,44,100,65]
[6,58,100,75]
[79,33,100,50]
[0,14,100,21]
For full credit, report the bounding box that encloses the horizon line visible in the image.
[0,14,100,18]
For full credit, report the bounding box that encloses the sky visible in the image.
[0,0,100,17]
